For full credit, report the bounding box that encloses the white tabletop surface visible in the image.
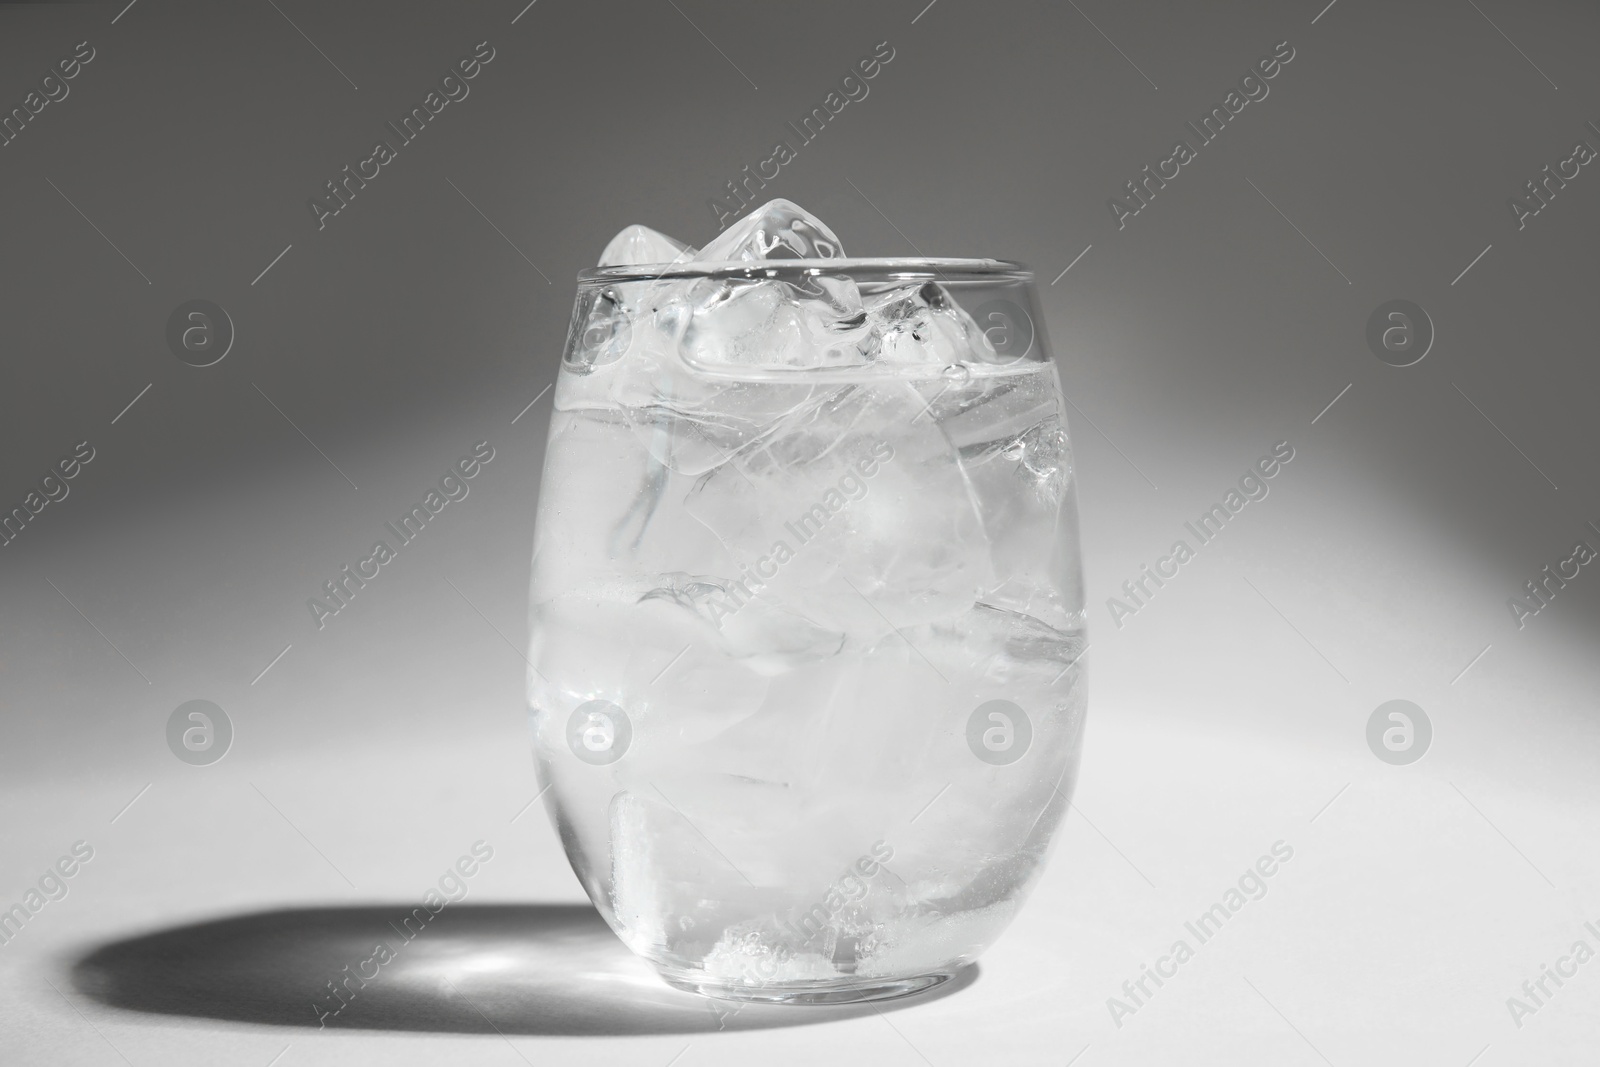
[4,454,1597,1066]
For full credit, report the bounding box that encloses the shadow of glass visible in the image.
[71,903,977,1035]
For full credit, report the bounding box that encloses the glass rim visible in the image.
[575,257,1032,286]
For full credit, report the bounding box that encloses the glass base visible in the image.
[658,969,951,1005]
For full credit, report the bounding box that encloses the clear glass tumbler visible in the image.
[527,258,1087,1003]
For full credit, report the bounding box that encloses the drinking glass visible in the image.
[527,258,1086,1003]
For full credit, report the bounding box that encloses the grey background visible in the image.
[2,1,1597,1064]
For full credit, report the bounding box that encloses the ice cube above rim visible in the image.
[586,200,1025,273]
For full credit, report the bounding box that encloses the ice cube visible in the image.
[598,224,696,267]
[676,274,870,373]
[860,281,994,366]
[618,377,823,476]
[612,775,859,895]
[701,927,838,984]
[684,381,993,632]
[640,572,845,670]
[610,789,746,956]
[853,905,1016,979]
[562,285,638,378]
[578,228,695,384]
[529,583,772,754]
[666,200,872,372]
[739,634,958,792]
[925,601,1085,687]
[529,408,728,588]
[932,371,1079,605]
[574,274,830,473]
[693,199,845,263]
[567,279,823,474]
